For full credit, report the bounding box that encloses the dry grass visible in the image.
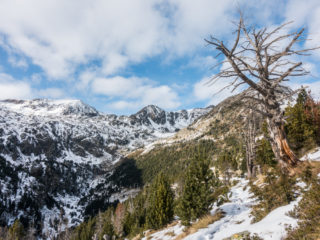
[142,221,179,239]
[165,231,176,237]
[291,161,320,177]
[167,221,179,228]
[126,149,144,158]
[254,174,266,186]
[144,229,158,238]
[174,211,225,240]
[131,234,141,240]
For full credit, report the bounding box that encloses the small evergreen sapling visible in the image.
[177,154,217,225]
[146,173,174,229]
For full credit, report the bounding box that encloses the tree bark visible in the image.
[246,153,255,178]
[267,116,299,171]
[244,112,257,179]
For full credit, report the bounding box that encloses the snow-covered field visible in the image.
[144,178,301,240]
[301,147,320,162]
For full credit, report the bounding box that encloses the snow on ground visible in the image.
[301,147,320,161]
[185,178,299,240]
[108,188,141,203]
[144,178,300,240]
[142,222,185,240]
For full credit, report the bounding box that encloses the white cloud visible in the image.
[101,53,129,76]
[108,100,138,111]
[0,0,168,79]
[163,0,235,55]
[285,0,320,58]
[77,70,99,91]
[0,73,32,99]
[193,76,244,106]
[92,76,180,110]
[92,76,146,98]
[0,0,242,79]
[37,88,65,99]
[186,55,217,70]
[143,85,180,109]
[306,82,320,100]
[0,73,66,100]
[8,56,28,69]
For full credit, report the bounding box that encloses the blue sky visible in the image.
[0,0,320,114]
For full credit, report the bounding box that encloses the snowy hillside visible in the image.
[143,178,302,240]
[0,99,212,235]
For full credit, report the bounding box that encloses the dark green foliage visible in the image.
[84,158,142,218]
[250,170,296,222]
[72,208,117,240]
[146,173,174,229]
[99,220,114,240]
[285,177,320,240]
[177,154,218,225]
[84,199,116,218]
[255,138,276,171]
[302,165,313,184]
[122,212,136,237]
[215,150,238,172]
[109,158,142,189]
[72,218,95,240]
[134,140,216,184]
[285,89,319,155]
[211,185,230,206]
[208,121,230,138]
[122,192,147,236]
[214,136,244,180]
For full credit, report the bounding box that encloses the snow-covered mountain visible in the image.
[0,99,212,234]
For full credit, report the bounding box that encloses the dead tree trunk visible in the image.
[264,96,299,171]
[267,115,298,171]
[205,15,318,172]
[243,110,257,178]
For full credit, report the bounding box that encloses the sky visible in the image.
[0,0,320,114]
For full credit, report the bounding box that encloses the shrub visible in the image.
[177,153,218,225]
[146,173,174,229]
[286,178,320,240]
[250,170,296,223]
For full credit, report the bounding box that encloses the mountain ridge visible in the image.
[0,98,213,235]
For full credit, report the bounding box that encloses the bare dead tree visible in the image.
[242,109,257,178]
[205,15,319,172]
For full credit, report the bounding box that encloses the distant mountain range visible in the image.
[0,99,212,235]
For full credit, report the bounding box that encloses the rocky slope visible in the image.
[0,99,212,235]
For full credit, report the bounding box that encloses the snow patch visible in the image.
[301,147,320,161]
[145,178,301,240]
[185,178,300,240]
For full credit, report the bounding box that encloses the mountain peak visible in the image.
[130,105,166,125]
[0,98,99,117]
[139,104,164,115]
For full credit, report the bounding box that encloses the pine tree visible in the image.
[123,190,147,236]
[146,173,174,229]
[285,89,317,154]
[215,150,238,183]
[8,220,25,240]
[99,220,114,240]
[72,218,95,240]
[177,154,217,225]
[256,138,276,170]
